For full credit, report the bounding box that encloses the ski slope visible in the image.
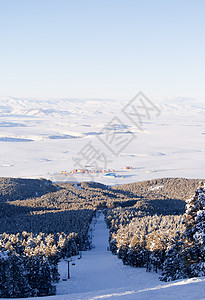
[53,213,205,300]
[56,213,159,298]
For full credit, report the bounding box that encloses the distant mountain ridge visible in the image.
[0,97,204,117]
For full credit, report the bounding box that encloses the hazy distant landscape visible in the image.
[0,97,204,184]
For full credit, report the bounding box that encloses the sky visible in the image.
[0,0,204,102]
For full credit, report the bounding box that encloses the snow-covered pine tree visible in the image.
[25,255,54,296]
[160,231,185,281]
[0,252,31,298]
[182,181,205,277]
[161,182,205,281]
[0,250,8,297]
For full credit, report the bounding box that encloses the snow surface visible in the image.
[148,184,164,191]
[0,97,204,184]
[14,213,205,300]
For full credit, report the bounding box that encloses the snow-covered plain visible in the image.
[17,213,205,300]
[0,97,204,184]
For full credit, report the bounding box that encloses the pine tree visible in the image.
[161,182,205,281]
[183,182,205,277]
[0,252,31,298]
[160,232,185,281]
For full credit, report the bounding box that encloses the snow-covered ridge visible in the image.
[0,97,204,117]
[0,97,116,117]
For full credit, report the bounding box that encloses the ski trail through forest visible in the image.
[56,212,160,299]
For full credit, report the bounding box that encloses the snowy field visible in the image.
[0,97,204,185]
[17,213,205,300]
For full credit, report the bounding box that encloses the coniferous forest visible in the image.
[105,180,205,281]
[0,177,204,297]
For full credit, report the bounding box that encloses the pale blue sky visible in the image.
[0,0,204,101]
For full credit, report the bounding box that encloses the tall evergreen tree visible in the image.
[161,182,205,281]
[183,181,205,277]
[0,252,31,298]
[160,232,185,281]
